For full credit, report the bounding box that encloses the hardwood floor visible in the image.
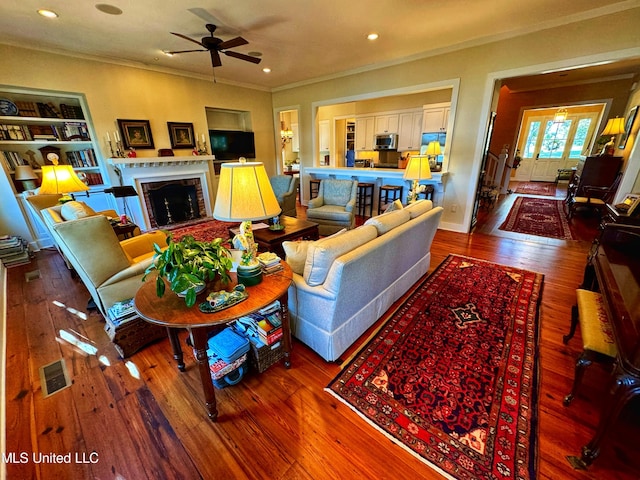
[5,188,639,479]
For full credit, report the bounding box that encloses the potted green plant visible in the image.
[143,235,233,308]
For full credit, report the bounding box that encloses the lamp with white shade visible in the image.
[600,117,625,155]
[403,156,432,204]
[214,158,281,286]
[38,153,89,202]
[14,164,38,191]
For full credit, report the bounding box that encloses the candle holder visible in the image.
[197,139,208,156]
[107,139,116,158]
[115,140,126,158]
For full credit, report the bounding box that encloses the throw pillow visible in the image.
[303,226,377,286]
[282,241,312,275]
[384,199,403,213]
[404,199,433,219]
[364,209,410,235]
[60,201,96,221]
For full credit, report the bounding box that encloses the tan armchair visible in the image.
[305,179,358,235]
[270,174,299,217]
[42,207,167,318]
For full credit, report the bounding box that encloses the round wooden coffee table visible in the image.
[134,262,293,421]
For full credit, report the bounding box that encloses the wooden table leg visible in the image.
[189,327,218,421]
[167,327,185,372]
[279,292,291,369]
[581,370,640,464]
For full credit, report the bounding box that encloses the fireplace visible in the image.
[142,178,205,228]
[108,155,216,230]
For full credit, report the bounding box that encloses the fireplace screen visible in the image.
[144,179,204,227]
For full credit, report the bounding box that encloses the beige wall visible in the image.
[273,7,640,231]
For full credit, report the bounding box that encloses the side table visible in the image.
[112,221,138,239]
[134,262,293,421]
[602,203,640,228]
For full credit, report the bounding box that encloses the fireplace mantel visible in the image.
[108,155,216,169]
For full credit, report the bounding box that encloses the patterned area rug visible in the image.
[162,217,239,243]
[499,197,574,240]
[326,255,542,480]
[514,182,557,196]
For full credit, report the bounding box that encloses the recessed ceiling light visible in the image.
[37,9,58,18]
[262,68,271,73]
[367,33,379,41]
[95,4,123,15]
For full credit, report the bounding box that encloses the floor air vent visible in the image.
[39,359,71,397]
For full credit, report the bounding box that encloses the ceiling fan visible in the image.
[168,24,261,68]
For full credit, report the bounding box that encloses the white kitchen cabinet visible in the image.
[374,114,399,134]
[422,104,450,132]
[355,116,375,151]
[397,111,423,151]
[319,120,330,152]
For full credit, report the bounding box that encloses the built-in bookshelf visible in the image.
[0,87,107,193]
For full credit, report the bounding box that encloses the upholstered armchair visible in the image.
[305,179,358,235]
[270,174,299,217]
[41,206,168,318]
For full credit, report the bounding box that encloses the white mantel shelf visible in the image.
[108,155,216,169]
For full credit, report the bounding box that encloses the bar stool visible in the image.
[309,179,321,199]
[562,289,617,406]
[378,185,403,214]
[356,182,374,218]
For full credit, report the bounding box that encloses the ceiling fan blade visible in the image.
[210,50,222,67]
[167,49,207,54]
[217,36,248,50]
[170,32,205,48]
[223,50,262,64]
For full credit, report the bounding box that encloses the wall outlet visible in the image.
[451,204,458,212]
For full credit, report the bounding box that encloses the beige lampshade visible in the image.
[213,160,281,222]
[39,164,89,194]
[403,156,432,181]
[14,165,38,181]
[425,141,441,157]
[601,117,625,136]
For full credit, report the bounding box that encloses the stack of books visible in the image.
[257,252,283,275]
[106,297,137,327]
[0,235,30,267]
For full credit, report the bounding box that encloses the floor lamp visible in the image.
[104,186,138,222]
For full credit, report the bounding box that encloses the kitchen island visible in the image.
[305,166,448,212]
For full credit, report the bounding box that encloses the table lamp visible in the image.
[14,165,38,191]
[38,153,89,202]
[425,140,442,169]
[403,155,432,203]
[214,158,281,285]
[600,117,625,155]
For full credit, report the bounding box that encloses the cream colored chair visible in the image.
[305,179,358,235]
[42,206,168,318]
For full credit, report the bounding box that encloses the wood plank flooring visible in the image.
[4,187,639,479]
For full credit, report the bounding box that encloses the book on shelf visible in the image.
[60,104,84,120]
[1,151,26,170]
[14,101,39,117]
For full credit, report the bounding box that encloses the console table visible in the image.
[134,262,293,420]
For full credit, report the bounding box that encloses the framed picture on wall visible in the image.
[167,122,195,149]
[619,105,638,149]
[117,119,155,149]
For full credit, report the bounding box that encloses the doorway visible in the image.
[514,106,602,182]
[278,109,299,173]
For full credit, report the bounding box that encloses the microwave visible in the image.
[374,133,398,150]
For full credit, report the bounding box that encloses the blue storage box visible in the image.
[207,327,250,388]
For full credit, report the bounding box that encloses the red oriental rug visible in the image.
[499,197,574,240]
[162,218,238,243]
[326,254,542,480]
[514,182,557,196]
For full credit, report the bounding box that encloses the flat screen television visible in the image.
[209,129,256,160]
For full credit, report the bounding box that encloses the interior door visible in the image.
[515,112,598,182]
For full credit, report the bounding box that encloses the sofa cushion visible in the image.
[303,226,377,286]
[282,240,312,275]
[364,209,411,235]
[404,199,433,219]
[60,201,96,221]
